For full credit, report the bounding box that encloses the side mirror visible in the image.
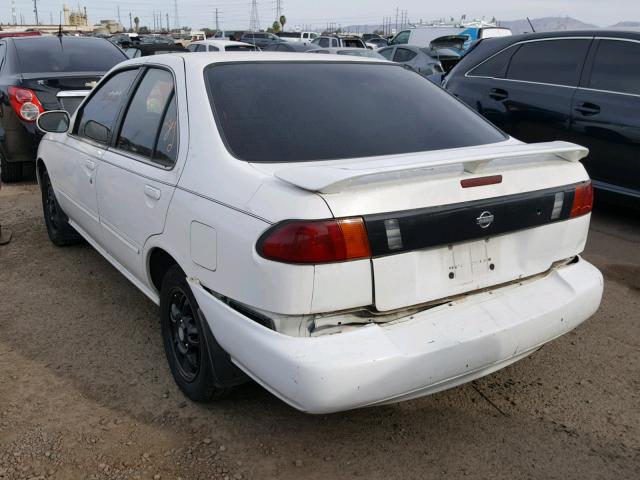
[84,120,110,144]
[36,110,70,134]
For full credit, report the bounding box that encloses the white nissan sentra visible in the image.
[35,53,603,414]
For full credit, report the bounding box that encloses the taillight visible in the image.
[258,218,371,264]
[8,87,44,122]
[570,181,594,218]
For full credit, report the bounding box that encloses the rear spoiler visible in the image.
[274,141,588,194]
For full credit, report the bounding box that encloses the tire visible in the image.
[160,265,232,402]
[40,170,82,246]
[0,152,23,183]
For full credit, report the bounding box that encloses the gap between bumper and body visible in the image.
[188,258,603,414]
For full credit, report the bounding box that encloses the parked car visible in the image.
[444,30,640,202]
[362,33,384,42]
[124,43,188,58]
[0,35,127,182]
[378,45,444,82]
[311,35,367,49]
[391,25,511,51]
[307,48,387,60]
[187,40,259,52]
[366,37,389,49]
[262,42,317,52]
[276,31,319,45]
[36,52,602,414]
[240,32,280,49]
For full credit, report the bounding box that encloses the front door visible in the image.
[97,62,184,283]
[53,68,139,244]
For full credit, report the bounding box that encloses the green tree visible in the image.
[279,15,286,30]
[133,16,140,32]
[271,20,281,33]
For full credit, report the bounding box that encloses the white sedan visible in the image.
[36,53,603,414]
[187,39,259,52]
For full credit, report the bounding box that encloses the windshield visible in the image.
[205,62,506,162]
[14,37,126,73]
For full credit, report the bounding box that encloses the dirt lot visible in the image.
[0,182,639,480]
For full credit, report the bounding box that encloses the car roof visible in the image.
[493,28,640,46]
[117,52,389,69]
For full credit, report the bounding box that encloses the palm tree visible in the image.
[134,16,140,32]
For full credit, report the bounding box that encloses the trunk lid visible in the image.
[20,72,102,111]
[256,141,592,312]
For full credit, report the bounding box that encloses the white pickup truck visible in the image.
[277,31,319,45]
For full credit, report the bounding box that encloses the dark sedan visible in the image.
[240,32,280,49]
[124,43,188,58]
[0,35,127,182]
[444,30,640,203]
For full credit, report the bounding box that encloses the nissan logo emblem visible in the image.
[476,211,494,229]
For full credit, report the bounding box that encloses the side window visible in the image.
[589,40,640,95]
[196,44,207,52]
[468,46,516,78]
[332,38,339,47]
[310,33,318,39]
[506,39,591,87]
[187,44,198,52]
[116,68,177,166]
[75,69,138,144]
[318,38,329,48]
[209,46,220,52]
[393,48,417,63]
[378,48,394,60]
[0,43,6,71]
[303,33,309,39]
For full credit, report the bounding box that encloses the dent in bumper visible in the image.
[188,258,603,414]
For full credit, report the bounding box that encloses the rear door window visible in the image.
[205,62,506,162]
[116,68,177,166]
[468,46,516,78]
[378,48,394,60]
[331,38,339,47]
[0,43,6,71]
[589,39,640,95]
[75,69,138,144]
[394,48,417,62]
[318,38,330,48]
[505,39,591,87]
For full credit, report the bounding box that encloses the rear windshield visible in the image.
[14,37,125,73]
[205,62,506,162]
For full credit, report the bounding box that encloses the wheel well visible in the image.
[36,158,46,185]
[149,248,179,293]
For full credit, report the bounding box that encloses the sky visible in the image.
[2,0,638,30]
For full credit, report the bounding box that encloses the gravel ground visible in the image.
[1,182,639,480]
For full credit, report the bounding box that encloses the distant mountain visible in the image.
[497,16,596,34]
[608,21,640,28]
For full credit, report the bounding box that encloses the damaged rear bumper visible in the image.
[188,258,603,414]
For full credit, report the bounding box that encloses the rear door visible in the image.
[97,60,185,282]
[570,38,640,196]
[463,38,592,142]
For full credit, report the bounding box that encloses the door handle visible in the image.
[489,88,508,101]
[144,185,161,201]
[574,102,600,116]
[85,160,96,171]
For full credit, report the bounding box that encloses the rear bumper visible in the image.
[189,258,603,414]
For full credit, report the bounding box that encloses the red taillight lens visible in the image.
[570,181,594,218]
[8,86,44,122]
[259,218,371,264]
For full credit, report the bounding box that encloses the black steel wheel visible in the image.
[160,265,235,401]
[40,169,81,246]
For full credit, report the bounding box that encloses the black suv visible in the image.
[0,35,127,182]
[444,30,640,202]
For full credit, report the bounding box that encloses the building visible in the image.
[63,5,88,27]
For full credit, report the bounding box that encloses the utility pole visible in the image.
[117,5,121,24]
[275,0,282,21]
[395,6,399,32]
[249,0,260,32]
[33,0,39,25]
[173,0,179,31]
[215,8,220,31]
[11,0,17,25]
[166,13,169,32]
[129,11,132,31]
